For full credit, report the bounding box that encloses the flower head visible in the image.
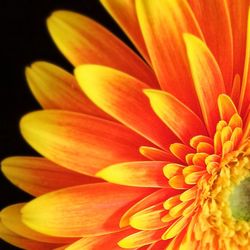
[1,0,250,249]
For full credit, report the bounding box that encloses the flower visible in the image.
[1,0,250,249]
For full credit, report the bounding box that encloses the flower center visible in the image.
[229,176,250,221]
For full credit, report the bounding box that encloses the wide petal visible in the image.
[21,183,155,237]
[184,34,225,136]
[20,110,148,176]
[0,222,62,250]
[47,10,158,87]
[75,65,178,150]
[227,0,250,78]
[1,157,101,196]
[25,61,111,119]
[136,0,203,115]
[145,90,207,144]
[100,0,150,63]
[239,8,250,114]
[188,0,233,91]
[1,203,77,244]
[97,161,168,188]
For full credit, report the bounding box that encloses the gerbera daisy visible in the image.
[1,0,250,249]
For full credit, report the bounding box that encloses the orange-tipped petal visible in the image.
[75,65,177,150]
[239,8,250,114]
[184,34,226,135]
[1,157,101,196]
[100,0,150,63]
[120,188,180,228]
[145,90,207,144]
[20,110,147,176]
[25,61,111,119]
[188,0,233,91]
[218,94,237,122]
[0,221,62,250]
[169,143,195,163]
[230,74,241,106]
[97,161,168,188]
[118,228,165,248]
[1,203,77,244]
[21,183,155,237]
[227,0,249,78]
[47,10,158,86]
[136,0,203,115]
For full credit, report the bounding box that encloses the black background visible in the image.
[0,1,130,248]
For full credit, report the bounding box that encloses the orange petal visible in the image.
[242,111,250,141]
[120,188,180,228]
[136,0,203,115]
[129,204,167,230]
[75,65,177,150]
[227,0,249,78]
[139,146,177,162]
[218,94,237,122]
[1,203,77,244]
[20,110,148,176]
[97,161,168,188]
[169,143,195,163]
[188,0,233,91]
[145,90,207,144]
[239,8,250,114]
[0,221,62,250]
[230,74,241,106]
[47,11,158,87]
[118,228,165,248]
[100,0,150,63]
[168,175,192,190]
[21,183,154,237]
[25,61,111,119]
[184,34,226,136]
[66,229,135,250]
[1,157,101,196]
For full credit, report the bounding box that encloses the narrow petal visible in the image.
[145,90,207,144]
[188,0,233,90]
[184,34,226,135]
[75,65,177,150]
[118,228,165,248]
[239,8,250,114]
[218,94,237,122]
[21,183,154,237]
[100,0,150,63]
[1,157,101,196]
[227,0,249,78]
[1,203,77,244]
[20,110,148,176]
[25,61,111,119]
[136,0,203,114]
[0,222,62,250]
[97,161,168,188]
[47,11,158,87]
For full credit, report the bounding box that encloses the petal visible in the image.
[66,229,135,250]
[120,188,180,228]
[20,110,148,176]
[25,61,111,119]
[118,228,165,248]
[75,65,177,150]
[184,34,226,136]
[97,161,168,188]
[217,94,237,122]
[1,203,77,244]
[239,8,250,114]
[22,183,154,237]
[100,0,150,63]
[47,11,158,87]
[227,0,249,78]
[188,0,233,91]
[0,221,62,250]
[1,157,101,196]
[144,90,207,144]
[136,0,203,115]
